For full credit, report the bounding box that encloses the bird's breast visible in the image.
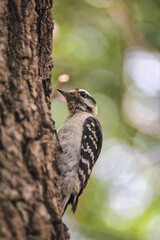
[57,112,92,173]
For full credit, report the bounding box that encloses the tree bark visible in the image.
[0,0,69,239]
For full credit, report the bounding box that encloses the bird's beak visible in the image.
[57,89,73,100]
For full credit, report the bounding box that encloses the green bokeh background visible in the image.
[51,1,160,239]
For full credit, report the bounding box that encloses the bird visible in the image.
[56,88,103,214]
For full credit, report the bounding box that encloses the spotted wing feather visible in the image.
[71,116,102,212]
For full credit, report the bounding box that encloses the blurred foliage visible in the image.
[51,0,160,239]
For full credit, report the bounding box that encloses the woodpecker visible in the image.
[56,89,102,214]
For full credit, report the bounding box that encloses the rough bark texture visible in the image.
[0,0,69,239]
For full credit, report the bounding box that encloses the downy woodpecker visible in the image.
[56,89,102,214]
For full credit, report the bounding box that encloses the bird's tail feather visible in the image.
[62,194,79,215]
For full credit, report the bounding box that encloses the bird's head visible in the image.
[57,89,97,116]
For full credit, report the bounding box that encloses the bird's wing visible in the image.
[71,116,103,212]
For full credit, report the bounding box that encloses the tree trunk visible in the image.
[0,0,69,239]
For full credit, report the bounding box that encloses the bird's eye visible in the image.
[80,92,87,98]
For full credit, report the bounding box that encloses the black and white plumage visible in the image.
[56,89,102,214]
